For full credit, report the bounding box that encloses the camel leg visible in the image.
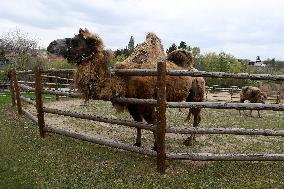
[249,110,253,117]
[143,106,157,151]
[184,108,200,146]
[81,88,91,106]
[128,105,143,147]
[185,109,191,122]
[258,110,261,118]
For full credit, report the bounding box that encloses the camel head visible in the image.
[47,38,71,58]
[66,28,105,64]
[167,49,193,68]
[256,92,267,103]
[47,28,108,65]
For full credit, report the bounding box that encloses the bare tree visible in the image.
[0,29,46,71]
[0,29,38,55]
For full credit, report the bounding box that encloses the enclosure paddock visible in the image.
[10,64,284,174]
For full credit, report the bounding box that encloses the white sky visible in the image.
[0,0,284,60]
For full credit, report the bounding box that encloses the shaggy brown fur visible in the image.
[167,50,205,145]
[167,49,194,69]
[239,86,267,117]
[47,28,205,148]
[116,32,165,68]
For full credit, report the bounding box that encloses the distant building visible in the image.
[248,56,266,67]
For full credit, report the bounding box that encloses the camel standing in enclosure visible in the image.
[239,86,267,117]
[47,28,205,148]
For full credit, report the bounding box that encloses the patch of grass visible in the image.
[1,93,284,188]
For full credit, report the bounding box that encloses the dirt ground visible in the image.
[206,92,240,102]
[25,93,283,154]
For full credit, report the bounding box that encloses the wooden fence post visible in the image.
[55,77,59,100]
[9,69,16,107]
[156,61,167,174]
[230,88,233,102]
[11,68,22,114]
[276,90,280,104]
[34,65,46,138]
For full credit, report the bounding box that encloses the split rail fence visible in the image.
[9,64,284,174]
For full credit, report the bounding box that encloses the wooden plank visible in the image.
[19,84,81,98]
[18,84,35,92]
[17,69,75,74]
[41,75,73,82]
[22,108,38,124]
[44,126,157,157]
[17,68,284,81]
[20,96,36,106]
[18,81,71,87]
[112,97,157,105]
[112,69,158,76]
[167,152,284,161]
[43,107,156,131]
[167,101,284,111]
[167,70,284,81]
[166,127,284,136]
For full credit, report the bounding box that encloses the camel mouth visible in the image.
[47,38,71,58]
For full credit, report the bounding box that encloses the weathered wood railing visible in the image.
[10,66,284,174]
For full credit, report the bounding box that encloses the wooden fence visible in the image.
[10,65,284,174]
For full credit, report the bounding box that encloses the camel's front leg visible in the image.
[135,128,142,147]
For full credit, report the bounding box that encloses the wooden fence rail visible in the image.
[167,101,284,110]
[44,126,157,157]
[20,96,36,106]
[43,107,156,131]
[21,108,38,124]
[113,69,284,81]
[10,65,284,175]
[167,153,284,161]
[18,81,71,87]
[167,127,284,136]
[19,84,81,98]
[16,68,284,80]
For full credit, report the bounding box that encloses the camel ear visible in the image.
[79,28,91,39]
[79,28,84,34]
[79,28,87,39]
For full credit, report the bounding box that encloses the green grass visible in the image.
[1,93,284,188]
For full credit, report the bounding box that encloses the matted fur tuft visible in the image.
[167,49,194,68]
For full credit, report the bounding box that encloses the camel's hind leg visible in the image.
[257,110,261,118]
[185,109,192,122]
[183,108,201,146]
[128,105,143,147]
[143,106,157,151]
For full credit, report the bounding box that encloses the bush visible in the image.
[47,58,75,69]
[197,52,252,87]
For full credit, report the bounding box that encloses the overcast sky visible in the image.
[0,0,283,60]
